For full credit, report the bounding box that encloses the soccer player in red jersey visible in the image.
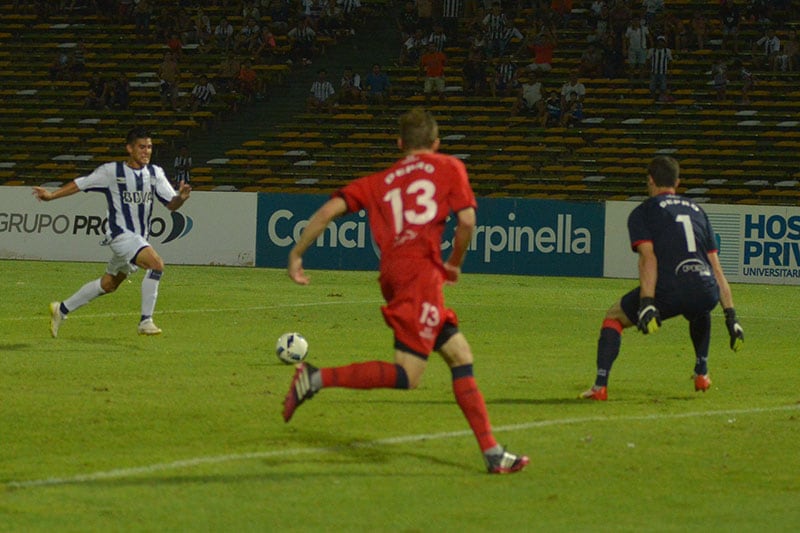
[282,108,529,474]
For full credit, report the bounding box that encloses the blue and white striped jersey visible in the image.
[75,161,177,239]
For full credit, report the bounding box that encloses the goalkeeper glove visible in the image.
[724,307,744,352]
[637,297,661,334]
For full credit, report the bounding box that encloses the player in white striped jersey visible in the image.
[32,127,191,337]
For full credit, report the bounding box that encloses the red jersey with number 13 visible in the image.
[336,152,477,269]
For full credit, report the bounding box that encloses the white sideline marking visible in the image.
[6,404,799,490]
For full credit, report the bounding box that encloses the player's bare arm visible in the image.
[166,182,192,211]
[444,207,476,283]
[32,181,80,202]
[288,196,348,285]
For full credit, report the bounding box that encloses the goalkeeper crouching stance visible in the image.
[581,156,744,401]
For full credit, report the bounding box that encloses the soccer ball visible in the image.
[275,332,309,365]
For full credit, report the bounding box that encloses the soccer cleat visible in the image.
[579,386,608,401]
[693,374,711,392]
[137,318,162,336]
[485,447,530,474]
[282,362,319,423]
[49,301,65,338]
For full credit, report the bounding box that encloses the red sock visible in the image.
[453,376,498,452]
[321,361,400,389]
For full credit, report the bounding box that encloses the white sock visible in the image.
[63,278,105,314]
[140,270,162,321]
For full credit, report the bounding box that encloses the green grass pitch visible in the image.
[1,259,799,531]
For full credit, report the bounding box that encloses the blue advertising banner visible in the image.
[256,193,605,277]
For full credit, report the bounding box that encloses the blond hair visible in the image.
[399,108,439,151]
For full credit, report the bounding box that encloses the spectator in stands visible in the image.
[559,70,585,126]
[235,17,261,54]
[396,1,419,42]
[242,0,261,21]
[483,2,509,58]
[268,0,293,32]
[190,74,217,112]
[338,66,362,103]
[528,29,557,72]
[753,27,781,71]
[467,23,488,58]
[689,11,708,50]
[157,51,181,111]
[214,51,241,93]
[544,91,561,126]
[491,55,520,97]
[731,58,755,104]
[214,16,235,52]
[720,0,741,54]
[166,32,184,57]
[287,17,318,66]
[624,16,650,81]
[109,73,130,110]
[400,28,428,66]
[441,0,463,39]
[609,0,632,46]
[133,0,153,41]
[462,50,489,96]
[512,72,547,126]
[647,35,674,102]
[307,68,336,112]
[364,63,391,104]
[550,0,574,29]
[777,29,799,72]
[254,26,278,63]
[174,145,192,187]
[600,31,624,79]
[579,42,604,78]
[642,0,664,28]
[85,73,110,110]
[235,59,261,107]
[428,23,448,52]
[664,11,688,52]
[420,42,447,104]
[746,0,771,24]
[416,0,434,32]
[338,0,364,34]
[191,7,212,47]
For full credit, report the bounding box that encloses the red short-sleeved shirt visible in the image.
[336,152,477,355]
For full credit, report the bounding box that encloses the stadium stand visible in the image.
[1,1,798,204]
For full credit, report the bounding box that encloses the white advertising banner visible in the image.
[604,200,800,285]
[0,186,256,266]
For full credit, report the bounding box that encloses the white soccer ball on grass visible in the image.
[275,332,309,365]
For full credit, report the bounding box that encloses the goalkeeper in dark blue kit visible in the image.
[581,156,744,400]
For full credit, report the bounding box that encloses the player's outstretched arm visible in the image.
[444,207,476,284]
[166,182,192,211]
[288,196,348,285]
[709,251,744,351]
[32,181,80,202]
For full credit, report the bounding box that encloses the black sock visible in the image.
[596,326,621,387]
[689,313,711,376]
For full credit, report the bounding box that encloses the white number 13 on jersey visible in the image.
[383,179,438,234]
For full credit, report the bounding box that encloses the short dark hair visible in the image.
[648,156,680,187]
[126,126,151,145]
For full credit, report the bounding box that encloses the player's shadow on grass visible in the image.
[0,343,31,351]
